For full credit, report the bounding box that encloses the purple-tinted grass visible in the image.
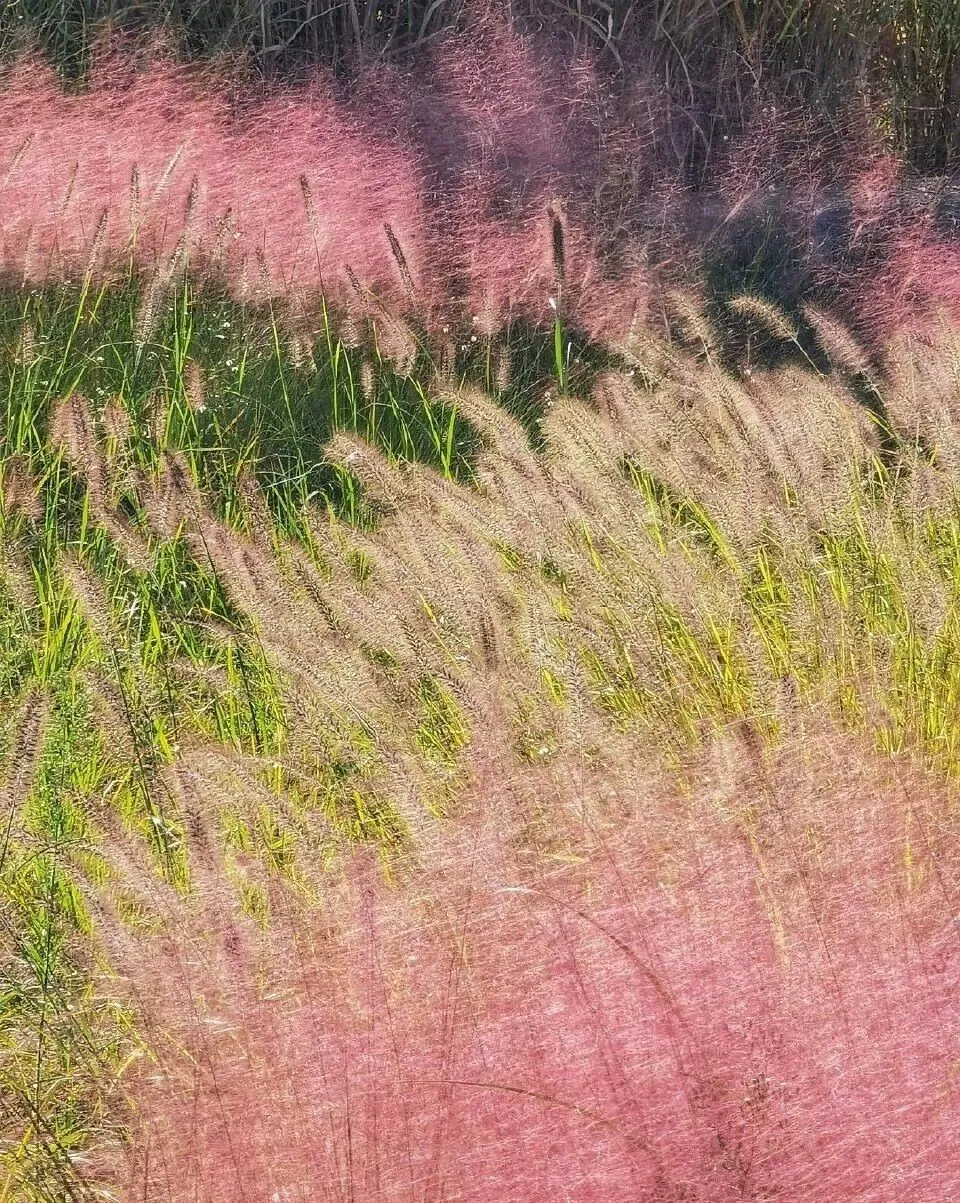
[6,35,960,348]
[858,220,960,342]
[102,730,960,1201]
[0,33,648,339]
[0,55,430,306]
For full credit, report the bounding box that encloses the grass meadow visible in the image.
[3,15,960,1202]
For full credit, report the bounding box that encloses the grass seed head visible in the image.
[727,293,798,344]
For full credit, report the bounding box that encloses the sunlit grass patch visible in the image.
[4,276,960,1199]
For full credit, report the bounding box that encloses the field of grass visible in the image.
[3,265,960,1198]
[4,0,960,176]
[3,23,960,1202]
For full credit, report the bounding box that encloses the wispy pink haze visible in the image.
[0,35,648,338]
[6,37,960,347]
[0,56,430,307]
[104,731,960,1201]
[858,218,960,342]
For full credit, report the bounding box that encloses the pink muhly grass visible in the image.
[6,39,960,353]
[99,729,960,1202]
[857,219,960,343]
[0,34,650,340]
[0,53,435,312]
[828,154,960,346]
[449,189,649,339]
[406,21,604,202]
[848,154,905,236]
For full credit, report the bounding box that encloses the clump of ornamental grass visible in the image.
[8,275,960,1199]
[5,34,958,360]
[0,35,654,343]
[101,722,960,1203]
